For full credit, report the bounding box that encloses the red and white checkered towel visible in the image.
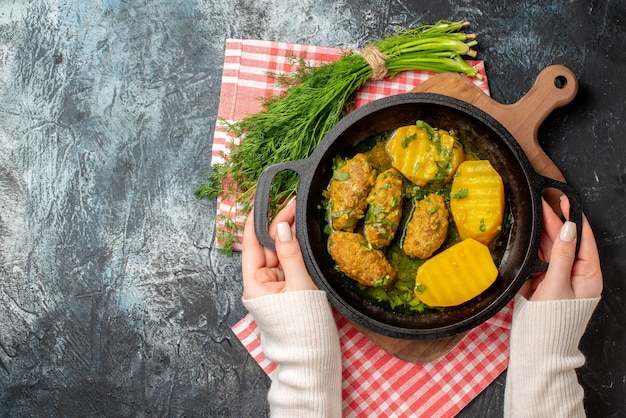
[233,305,512,417]
[214,38,511,416]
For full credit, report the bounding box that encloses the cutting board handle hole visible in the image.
[554,75,568,89]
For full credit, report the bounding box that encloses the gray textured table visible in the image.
[0,1,624,416]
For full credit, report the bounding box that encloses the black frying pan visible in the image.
[253,92,582,340]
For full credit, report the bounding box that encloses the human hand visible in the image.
[523,195,603,301]
[241,198,318,299]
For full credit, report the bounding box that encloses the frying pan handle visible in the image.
[253,159,309,251]
[529,175,584,273]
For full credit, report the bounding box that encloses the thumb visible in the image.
[275,222,318,292]
[532,220,577,301]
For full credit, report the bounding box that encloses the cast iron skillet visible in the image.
[253,92,582,340]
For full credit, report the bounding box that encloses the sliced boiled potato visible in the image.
[450,160,505,245]
[386,122,464,186]
[414,238,498,307]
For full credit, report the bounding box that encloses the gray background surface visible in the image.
[0,0,624,416]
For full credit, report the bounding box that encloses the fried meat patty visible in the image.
[328,153,376,231]
[403,193,449,259]
[364,168,404,247]
[328,231,395,287]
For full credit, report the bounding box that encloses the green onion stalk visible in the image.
[196,20,481,254]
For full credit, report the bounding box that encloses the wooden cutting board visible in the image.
[357,65,579,363]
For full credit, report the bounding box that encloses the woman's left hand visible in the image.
[241,198,318,300]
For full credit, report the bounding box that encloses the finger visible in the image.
[561,192,602,298]
[268,197,297,239]
[241,213,278,281]
[275,220,318,292]
[526,198,567,296]
[577,214,600,264]
[246,206,280,262]
[531,220,578,301]
[242,213,265,280]
[542,198,564,240]
[570,214,603,298]
[559,193,571,220]
[538,198,562,262]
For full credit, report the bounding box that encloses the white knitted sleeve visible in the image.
[504,295,600,418]
[243,290,343,418]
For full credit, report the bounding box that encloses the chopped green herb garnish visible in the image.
[372,275,391,287]
[416,120,436,140]
[402,133,417,148]
[333,170,350,181]
[453,188,469,199]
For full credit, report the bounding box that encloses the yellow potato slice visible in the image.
[450,160,505,245]
[386,123,464,186]
[414,238,498,307]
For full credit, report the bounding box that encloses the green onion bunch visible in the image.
[196,20,480,254]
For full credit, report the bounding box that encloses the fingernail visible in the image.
[285,195,297,206]
[560,221,577,242]
[277,222,293,242]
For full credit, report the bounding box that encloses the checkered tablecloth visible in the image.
[215,38,511,416]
